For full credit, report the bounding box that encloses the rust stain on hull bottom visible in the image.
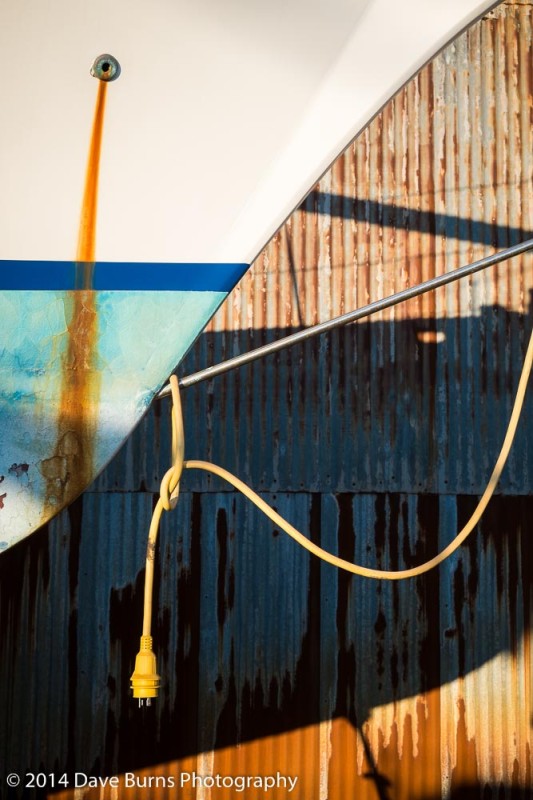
[41,82,108,519]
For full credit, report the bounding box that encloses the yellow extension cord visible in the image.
[131,325,533,701]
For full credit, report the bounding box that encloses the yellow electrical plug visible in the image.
[130,635,160,707]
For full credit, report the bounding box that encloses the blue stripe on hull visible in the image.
[0,260,248,292]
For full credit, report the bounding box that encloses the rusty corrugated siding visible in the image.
[0,493,531,798]
[95,0,533,497]
[1,1,532,798]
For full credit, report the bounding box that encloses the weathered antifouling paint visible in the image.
[0,285,237,548]
[0,1,532,798]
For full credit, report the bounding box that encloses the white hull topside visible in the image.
[1,0,496,268]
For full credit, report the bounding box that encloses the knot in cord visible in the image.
[159,374,184,511]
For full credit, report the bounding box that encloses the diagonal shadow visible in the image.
[302,190,533,247]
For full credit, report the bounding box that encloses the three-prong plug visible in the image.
[130,635,160,707]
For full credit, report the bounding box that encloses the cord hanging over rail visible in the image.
[132,323,533,703]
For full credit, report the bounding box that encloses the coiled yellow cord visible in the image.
[140,325,533,643]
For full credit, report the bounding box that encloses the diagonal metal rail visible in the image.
[158,238,533,397]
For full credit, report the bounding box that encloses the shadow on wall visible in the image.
[0,300,532,798]
[303,189,533,248]
[173,296,533,496]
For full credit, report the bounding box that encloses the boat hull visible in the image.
[0,261,246,547]
[0,0,497,549]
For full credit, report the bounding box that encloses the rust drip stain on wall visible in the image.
[41,81,107,517]
[450,695,479,791]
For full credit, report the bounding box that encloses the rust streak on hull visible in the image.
[41,82,107,518]
[77,80,107,273]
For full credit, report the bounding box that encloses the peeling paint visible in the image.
[8,463,29,477]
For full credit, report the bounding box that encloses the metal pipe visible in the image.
[158,238,533,397]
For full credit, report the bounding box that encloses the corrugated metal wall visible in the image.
[1,1,532,798]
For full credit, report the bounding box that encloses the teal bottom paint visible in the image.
[0,289,226,547]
